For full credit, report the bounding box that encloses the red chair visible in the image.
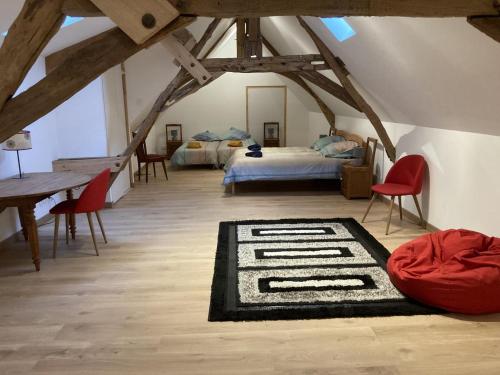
[133,132,168,184]
[362,155,426,235]
[50,169,111,257]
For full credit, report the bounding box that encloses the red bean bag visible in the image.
[387,229,500,314]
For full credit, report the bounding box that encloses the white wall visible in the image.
[309,112,500,237]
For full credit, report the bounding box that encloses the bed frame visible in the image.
[228,130,374,195]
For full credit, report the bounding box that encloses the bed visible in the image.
[170,140,220,168]
[223,130,366,191]
[216,138,256,167]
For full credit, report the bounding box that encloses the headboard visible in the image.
[330,129,365,147]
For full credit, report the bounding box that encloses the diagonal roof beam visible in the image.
[0,16,194,143]
[468,16,500,42]
[201,19,236,59]
[0,0,65,115]
[298,16,396,162]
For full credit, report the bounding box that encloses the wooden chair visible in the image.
[133,133,168,183]
[362,155,427,235]
[50,169,110,257]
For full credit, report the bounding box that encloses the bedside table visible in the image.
[263,139,280,147]
[166,140,183,160]
[341,164,373,199]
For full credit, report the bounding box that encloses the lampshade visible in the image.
[2,131,32,151]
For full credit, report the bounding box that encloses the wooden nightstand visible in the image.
[341,165,373,199]
[263,139,280,147]
[166,140,183,160]
[340,137,378,199]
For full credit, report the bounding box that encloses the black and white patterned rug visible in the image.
[209,218,440,321]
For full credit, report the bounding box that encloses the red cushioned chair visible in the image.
[388,229,500,314]
[50,169,110,258]
[362,155,426,235]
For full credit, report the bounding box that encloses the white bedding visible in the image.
[223,147,362,185]
[217,139,256,167]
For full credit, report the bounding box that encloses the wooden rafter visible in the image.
[201,19,236,59]
[62,0,500,18]
[201,55,328,73]
[0,17,194,144]
[0,0,65,114]
[261,37,336,130]
[297,71,360,110]
[297,16,396,162]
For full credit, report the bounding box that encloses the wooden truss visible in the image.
[1,1,499,182]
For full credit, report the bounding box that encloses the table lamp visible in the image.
[2,130,32,179]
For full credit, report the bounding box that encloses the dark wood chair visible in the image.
[133,133,168,183]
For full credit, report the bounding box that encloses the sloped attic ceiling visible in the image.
[262,16,500,136]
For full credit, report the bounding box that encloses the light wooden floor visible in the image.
[1,167,499,374]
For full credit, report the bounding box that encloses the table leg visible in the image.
[21,204,41,271]
[66,189,76,240]
[18,207,28,241]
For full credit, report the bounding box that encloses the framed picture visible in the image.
[264,122,279,140]
[166,124,182,142]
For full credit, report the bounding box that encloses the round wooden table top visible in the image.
[0,172,92,200]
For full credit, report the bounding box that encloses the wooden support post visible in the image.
[121,63,134,188]
[236,18,246,58]
[246,18,263,57]
[0,16,194,144]
[298,16,396,162]
[89,0,180,44]
[0,0,65,114]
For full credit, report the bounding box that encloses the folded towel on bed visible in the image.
[187,141,202,149]
[228,140,243,147]
[245,151,263,158]
[247,143,261,151]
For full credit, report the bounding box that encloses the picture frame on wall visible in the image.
[166,124,182,142]
[264,122,279,140]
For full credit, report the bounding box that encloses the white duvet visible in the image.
[223,147,361,185]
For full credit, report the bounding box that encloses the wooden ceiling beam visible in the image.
[0,16,194,144]
[298,16,396,162]
[201,55,328,73]
[0,0,65,114]
[468,15,500,42]
[62,0,500,18]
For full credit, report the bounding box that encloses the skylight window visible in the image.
[321,18,356,42]
[1,16,83,37]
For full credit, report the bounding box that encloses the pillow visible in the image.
[228,140,242,147]
[320,140,359,156]
[187,141,202,149]
[326,146,365,159]
[192,130,221,142]
[311,135,345,151]
[223,127,251,140]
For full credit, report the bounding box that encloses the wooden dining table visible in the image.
[0,172,91,271]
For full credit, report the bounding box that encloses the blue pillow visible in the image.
[325,146,365,159]
[311,135,344,151]
[192,130,221,141]
[223,127,251,140]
